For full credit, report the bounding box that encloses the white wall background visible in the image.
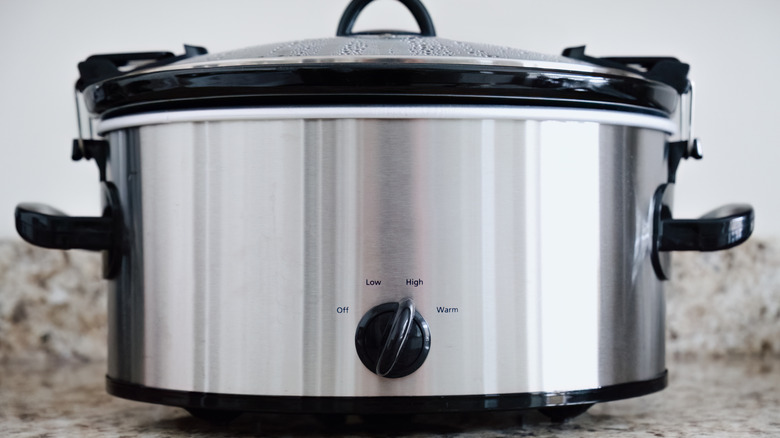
[1,0,777,238]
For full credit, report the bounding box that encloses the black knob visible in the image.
[355,298,431,378]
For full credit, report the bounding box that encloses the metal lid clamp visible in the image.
[667,82,702,183]
[72,87,109,181]
[71,46,208,181]
[561,46,701,181]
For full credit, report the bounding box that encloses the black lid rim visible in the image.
[97,95,672,121]
[85,63,680,118]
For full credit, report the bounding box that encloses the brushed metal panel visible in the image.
[105,111,668,397]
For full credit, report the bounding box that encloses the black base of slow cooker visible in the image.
[107,370,666,421]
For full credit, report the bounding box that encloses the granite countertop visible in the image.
[0,356,778,437]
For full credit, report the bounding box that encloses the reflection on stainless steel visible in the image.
[105,109,668,397]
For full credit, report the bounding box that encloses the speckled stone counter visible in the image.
[1,356,779,437]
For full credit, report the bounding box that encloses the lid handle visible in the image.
[337,0,436,37]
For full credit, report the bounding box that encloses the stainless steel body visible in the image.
[102,106,670,398]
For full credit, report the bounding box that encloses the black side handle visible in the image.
[659,204,754,252]
[16,204,114,251]
[651,183,754,280]
[337,0,436,37]
[15,182,124,278]
[76,45,207,91]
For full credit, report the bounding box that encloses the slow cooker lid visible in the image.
[78,0,689,118]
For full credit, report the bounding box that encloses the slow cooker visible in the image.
[16,0,754,423]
